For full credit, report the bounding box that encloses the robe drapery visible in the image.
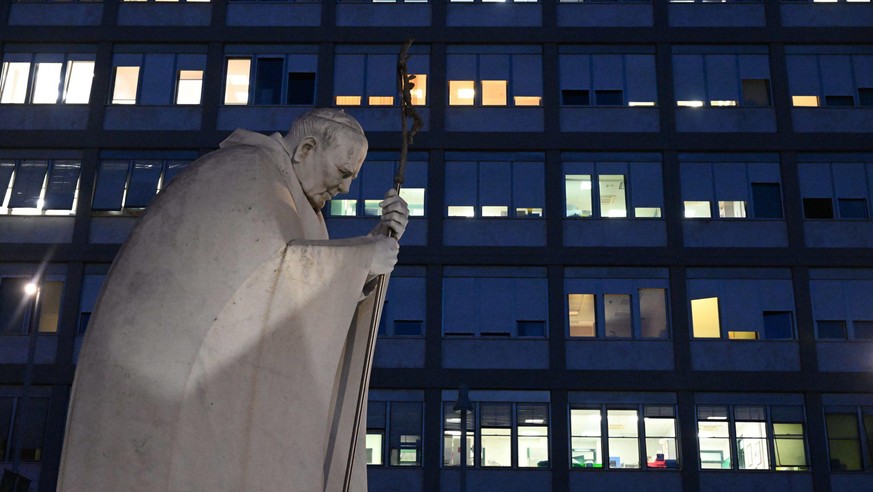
[58,130,380,491]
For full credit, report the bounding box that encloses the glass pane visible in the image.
[447,206,474,217]
[224,58,251,105]
[409,74,427,105]
[763,311,793,340]
[449,80,475,106]
[0,278,29,334]
[125,160,162,208]
[718,200,746,218]
[599,175,627,218]
[742,79,771,107]
[254,58,283,105]
[481,428,511,467]
[565,175,592,218]
[9,160,48,209]
[518,428,548,468]
[698,419,731,469]
[684,200,712,218]
[568,293,595,337]
[287,72,315,105]
[751,183,783,219]
[329,199,357,217]
[43,160,81,211]
[0,397,11,461]
[399,188,425,217]
[645,417,678,468]
[1,62,31,103]
[32,62,62,104]
[112,66,140,104]
[826,414,862,470]
[817,320,847,339]
[609,408,641,468]
[16,398,48,462]
[366,432,383,465]
[92,160,129,211]
[389,402,422,467]
[481,205,508,217]
[481,80,507,106]
[176,70,203,105]
[604,294,631,338]
[803,198,834,219]
[37,281,63,333]
[570,408,602,468]
[854,321,873,340]
[640,288,667,338]
[838,198,868,219]
[691,297,720,338]
[64,60,94,104]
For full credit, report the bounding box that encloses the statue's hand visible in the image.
[369,189,409,240]
[367,235,399,276]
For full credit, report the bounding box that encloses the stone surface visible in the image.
[58,110,399,491]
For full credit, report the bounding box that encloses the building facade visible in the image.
[2,0,873,490]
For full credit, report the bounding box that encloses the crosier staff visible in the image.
[343,39,422,492]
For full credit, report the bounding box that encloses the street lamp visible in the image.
[453,385,474,492]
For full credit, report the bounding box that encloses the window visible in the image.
[570,404,678,470]
[0,54,94,104]
[443,401,549,468]
[673,51,771,108]
[810,273,873,340]
[92,158,191,212]
[697,404,807,471]
[443,268,547,338]
[223,53,317,106]
[787,50,873,107]
[445,153,544,218]
[688,272,795,340]
[378,270,426,337]
[1,159,81,216]
[564,158,664,219]
[567,286,668,339]
[334,47,428,107]
[680,159,783,220]
[799,161,873,220]
[559,51,657,107]
[110,53,207,105]
[327,153,426,218]
[78,274,105,336]
[0,278,63,334]
[0,396,49,463]
[824,406,873,471]
[447,47,542,107]
[367,401,423,467]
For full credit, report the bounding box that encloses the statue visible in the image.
[56,109,409,492]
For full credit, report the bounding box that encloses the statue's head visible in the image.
[285,108,369,211]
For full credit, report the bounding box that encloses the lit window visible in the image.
[366,432,384,465]
[691,297,720,338]
[565,175,592,217]
[409,74,427,105]
[568,293,595,337]
[324,155,427,218]
[367,400,423,467]
[674,53,771,108]
[481,80,507,106]
[698,406,732,469]
[677,100,704,108]
[792,96,820,107]
[64,61,95,104]
[826,413,862,471]
[517,404,549,468]
[772,407,808,471]
[599,175,627,218]
[514,96,541,106]
[683,201,711,218]
[604,294,632,338]
[570,408,602,468]
[735,406,769,470]
[176,70,203,105]
[608,409,640,469]
[481,403,512,467]
[0,278,64,334]
[450,80,475,106]
[112,66,140,105]
[644,406,679,469]
[368,96,394,106]
[31,63,63,104]
[224,58,251,105]
[335,96,362,106]
[718,200,746,218]
[447,206,474,217]
[0,62,30,103]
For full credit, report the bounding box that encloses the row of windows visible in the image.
[9,268,873,342]
[12,155,873,225]
[3,48,872,109]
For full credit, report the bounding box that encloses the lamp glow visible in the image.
[24,282,38,296]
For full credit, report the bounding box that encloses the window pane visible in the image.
[9,160,48,209]
[518,427,548,468]
[598,175,626,218]
[1,62,31,103]
[16,398,49,462]
[736,421,769,469]
[645,416,678,469]
[568,293,595,337]
[224,58,251,105]
[718,200,746,218]
[37,281,63,333]
[481,80,507,106]
[691,297,720,338]
[803,198,834,219]
[826,414,862,471]
[763,311,793,340]
[0,397,11,461]
[64,60,94,104]
[604,294,631,338]
[595,89,623,106]
[409,74,427,106]
[287,72,315,105]
[773,423,807,469]
[481,427,511,467]
[32,62,62,104]
[742,79,771,107]
[112,66,140,105]
[389,402,422,467]
[0,278,29,334]
[92,160,129,211]
[838,198,868,219]
[853,321,873,340]
[254,58,283,105]
[565,175,592,218]
[366,432,384,465]
[751,183,783,219]
[176,70,203,105]
[817,320,847,339]
[698,411,731,469]
[640,288,668,339]
[125,160,162,208]
[570,408,602,468]
[562,89,590,106]
[684,201,711,218]
[449,80,475,106]
[399,188,425,217]
[607,409,639,469]
[43,160,80,211]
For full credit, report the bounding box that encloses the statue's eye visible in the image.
[341,170,354,179]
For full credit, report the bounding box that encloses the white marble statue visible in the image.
[57,109,408,492]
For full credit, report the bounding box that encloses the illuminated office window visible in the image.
[223,52,317,106]
[447,47,542,107]
[0,278,65,334]
[560,51,657,107]
[326,153,427,218]
[564,158,663,219]
[176,70,203,105]
[112,66,140,104]
[568,282,668,339]
[367,401,423,467]
[0,159,81,216]
[787,50,873,108]
[0,54,95,104]
[335,47,429,107]
[445,153,545,218]
[824,410,866,471]
[698,406,732,469]
[673,51,771,108]
[680,159,783,220]
[224,58,251,105]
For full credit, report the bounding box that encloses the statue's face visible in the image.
[294,137,367,211]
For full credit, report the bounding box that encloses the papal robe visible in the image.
[57,130,381,491]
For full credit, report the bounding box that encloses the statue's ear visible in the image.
[292,136,317,163]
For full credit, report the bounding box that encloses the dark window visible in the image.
[742,79,771,107]
[389,402,423,467]
[859,88,873,107]
[17,398,49,462]
[763,311,793,340]
[825,95,855,107]
[817,320,847,339]
[254,58,283,105]
[125,160,162,208]
[853,321,873,340]
[8,160,48,208]
[803,198,834,219]
[517,320,546,337]
[838,198,868,219]
[43,161,80,210]
[0,278,28,334]
[92,160,129,211]
[394,320,423,337]
[0,397,12,462]
[562,89,590,106]
[751,183,783,219]
[287,72,315,105]
[78,312,91,335]
[595,90,623,106]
